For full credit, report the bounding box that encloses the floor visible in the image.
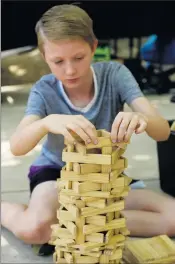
[1,85,175,262]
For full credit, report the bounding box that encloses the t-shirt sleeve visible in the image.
[114,64,144,105]
[25,85,46,118]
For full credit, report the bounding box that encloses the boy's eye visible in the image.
[76,57,84,60]
[55,61,62,64]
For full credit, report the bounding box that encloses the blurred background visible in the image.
[1,1,175,262]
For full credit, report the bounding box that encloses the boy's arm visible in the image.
[10,115,48,156]
[129,97,170,141]
[112,63,170,142]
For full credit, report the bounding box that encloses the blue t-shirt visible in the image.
[25,61,143,177]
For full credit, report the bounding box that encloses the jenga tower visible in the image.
[49,129,132,264]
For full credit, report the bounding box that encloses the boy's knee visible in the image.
[165,216,175,237]
[161,211,175,237]
[14,217,53,244]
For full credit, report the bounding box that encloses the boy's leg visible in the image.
[1,181,59,244]
[123,189,175,237]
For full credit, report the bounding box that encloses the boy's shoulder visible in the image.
[32,73,58,93]
[92,60,123,73]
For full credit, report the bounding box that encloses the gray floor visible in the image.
[1,87,175,263]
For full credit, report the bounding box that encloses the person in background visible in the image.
[1,4,175,256]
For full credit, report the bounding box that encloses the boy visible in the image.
[1,4,175,256]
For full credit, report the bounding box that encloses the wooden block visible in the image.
[61,189,112,198]
[64,252,73,264]
[124,157,128,168]
[72,181,101,193]
[106,198,115,205]
[61,170,110,183]
[75,200,85,209]
[109,248,122,260]
[51,226,74,239]
[91,246,106,252]
[59,202,79,219]
[123,235,175,264]
[86,137,112,150]
[55,246,79,253]
[97,130,102,136]
[58,209,76,221]
[62,187,128,200]
[112,148,125,164]
[81,197,99,203]
[101,165,112,173]
[86,233,105,243]
[102,146,113,154]
[74,255,99,264]
[54,250,67,263]
[83,218,126,235]
[120,227,130,236]
[111,177,125,188]
[76,164,101,174]
[119,186,130,197]
[87,148,101,154]
[85,198,106,209]
[56,249,64,259]
[100,254,110,264]
[86,137,111,149]
[171,121,175,131]
[103,164,126,174]
[86,215,106,226]
[65,181,72,189]
[71,242,105,252]
[100,129,110,137]
[112,157,127,170]
[81,200,124,217]
[106,212,114,222]
[110,170,123,181]
[66,144,74,171]
[75,142,87,155]
[114,229,120,235]
[59,193,79,204]
[105,230,115,243]
[104,249,113,256]
[105,234,125,249]
[111,187,125,195]
[114,211,120,219]
[101,183,111,192]
[72,163,81,174]
[57,179,67,190]
[123,175,132,186]
[75,217,85,244]
[82,251,102,257]
[62,149,112,165]
[50,238,75,246]
[59,219,77,237]
[54,257,67,264]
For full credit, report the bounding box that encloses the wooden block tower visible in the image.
[49,129,132,264]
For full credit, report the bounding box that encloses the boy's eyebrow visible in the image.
[50,51,86,61]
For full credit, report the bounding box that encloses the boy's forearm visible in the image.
[10,118,48,156]
[145,115,170,141]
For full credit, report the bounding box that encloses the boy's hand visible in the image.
[43,114,98,145]
[111,112,148,143]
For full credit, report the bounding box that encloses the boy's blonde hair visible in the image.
[35,4,97,53]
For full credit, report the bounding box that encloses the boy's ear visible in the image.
[92,39,98,55]
[40,51,45,61]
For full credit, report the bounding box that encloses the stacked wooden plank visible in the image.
[49,129,132,264]
[123,235,175,263]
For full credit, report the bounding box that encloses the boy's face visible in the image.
[43,38,97,89]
